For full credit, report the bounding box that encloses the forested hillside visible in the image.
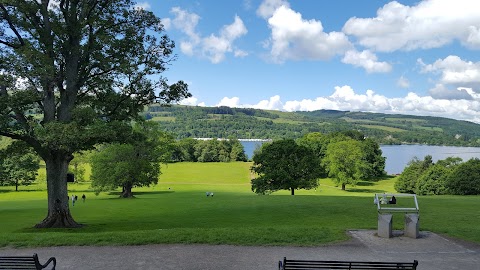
[145,105,480,146]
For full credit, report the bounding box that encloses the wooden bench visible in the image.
[0,254,56,269]
[279,257,418,270]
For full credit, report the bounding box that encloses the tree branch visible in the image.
[0,4,25,48]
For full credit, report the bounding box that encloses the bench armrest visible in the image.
[34,254,56,270]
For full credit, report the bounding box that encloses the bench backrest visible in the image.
[0,254,56,270]
[280,258,418,270]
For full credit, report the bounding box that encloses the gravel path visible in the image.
[1,230,478,269]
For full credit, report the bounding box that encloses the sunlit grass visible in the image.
[0,162,479,247]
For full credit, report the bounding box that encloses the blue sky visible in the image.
[136,0,480,123]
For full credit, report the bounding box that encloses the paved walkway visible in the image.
[1,230,478,269]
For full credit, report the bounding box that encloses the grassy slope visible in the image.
[0,162,479,247]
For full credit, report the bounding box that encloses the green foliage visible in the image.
[392,156,480,195]
[361,138,386,177]
[394,156,433,193]
[0,141,40,190]
[172,138,247,162]
[415,164,450,195]
[90,122,174,197]
[69,152,92,183]
[323,139,367,190]
[446,158,480,195]
[251,139,321,195]
[297,132,329,177]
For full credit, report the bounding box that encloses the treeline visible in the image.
[147,105,279,119]
[395,156,480,195]
[145,105,480,147]
[171,138,247,162]
[146,106,353,140]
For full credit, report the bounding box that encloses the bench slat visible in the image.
[280,257,418,270]
[0,254,56,270]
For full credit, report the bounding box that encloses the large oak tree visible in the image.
[0,0,190,228]
[251,139,321,195]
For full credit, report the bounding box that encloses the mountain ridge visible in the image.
[145,105,480,147]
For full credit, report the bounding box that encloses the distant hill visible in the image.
[144,105,480,146]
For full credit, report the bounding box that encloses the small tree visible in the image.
[90,122,174,197]
[251,139,321,195]
[395,156,433,193]
[445,158,480,195]
[68,152,90,183]
[0,141,40,191]
[323,139,367,190]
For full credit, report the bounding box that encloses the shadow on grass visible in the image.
[105,191,175,197]
[356,181,375,187]
[345,188,385,193]
[0,189,46,193]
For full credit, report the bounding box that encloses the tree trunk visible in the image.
[291,188,295,195]
[15,179,18,192]
[121,183,134,198]
[342,183,346,190]
[35,154,81,228]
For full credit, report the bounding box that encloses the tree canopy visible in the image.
[323,139,367,190]
[251,139,321,195]
[445,158,480,195]
[91,122,173,198]
[0,0,189,227]
[0,141,40,191]
[392,156,480,195]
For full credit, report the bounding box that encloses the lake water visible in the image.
[240,141,480,175]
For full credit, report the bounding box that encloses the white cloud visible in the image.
[265,6,351,62]
[234,50,248,58]
[180,97,206,107]
[419,55,480,89]
[256,0,290,19]
[166,8,247,63]
[251,95,283,110]
[203,15,248,63]
[341,50,392,73]
[184,84,480,123]
[209,86,480,123]
[216,97,241,107]
[397,76,410,88]
[167,7,201,43]
[428,84,474,100]
[215,95,283,110]
[343,0,480,52]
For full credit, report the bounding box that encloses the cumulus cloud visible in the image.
[180,97,206,107]
[215,95,283,110]
[263,5,351,62]
[184,85,480,123]
[216,97,241,107]
[256,0,290,19]
[428,84,474,100]
[250,95,284,110]
[343,0,480,52]
[419,55,480,90]
[397,76,410,88]
[341,50,392,73]
[165,8,247,63]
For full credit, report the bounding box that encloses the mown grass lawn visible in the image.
[0,162,479,247]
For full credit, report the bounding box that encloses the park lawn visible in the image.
[0,162,479,247]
